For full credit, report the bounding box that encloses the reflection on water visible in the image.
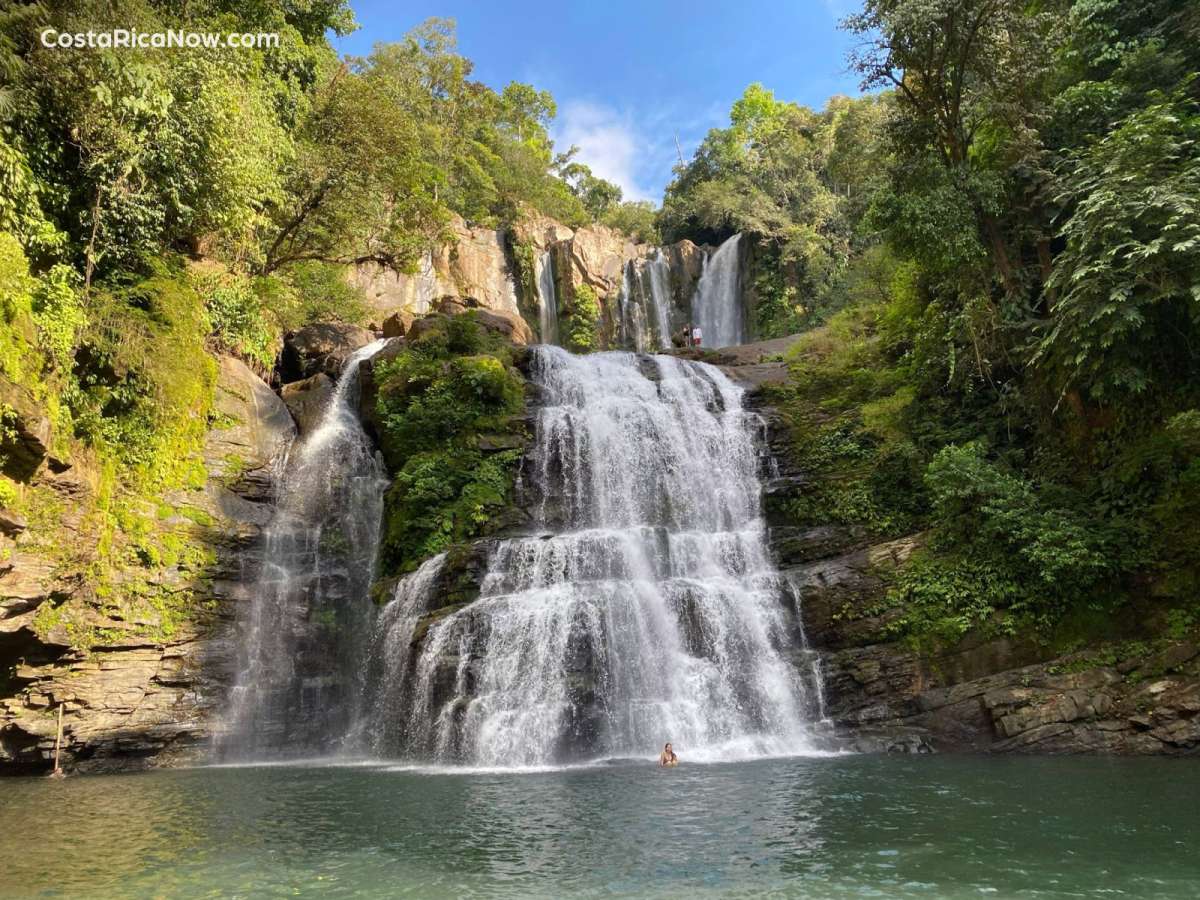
[0,755,1197,898]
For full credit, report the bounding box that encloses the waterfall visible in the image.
[370,346,821,766]
[222,340,388,758]
[358,553,447,754]
[535,251,560,345]
[617,261,649,353]
[646,250,673,350]
[617,255,673,352]
[692,233,744,348]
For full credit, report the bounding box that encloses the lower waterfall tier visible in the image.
[361,346,823,766]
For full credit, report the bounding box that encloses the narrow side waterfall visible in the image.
[616,260,649,352]
[367,346,821,766]
[693,233,744,348]
[646,250,673,350]
[617,255,674,352]
[222,340,387,758]
[535,251,560,345]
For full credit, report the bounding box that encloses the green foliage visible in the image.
[0,231,41,387]
[280,261,370,329]
[0,475,16,508]
[71,265,216,490]
[1037,91,1200,400]
[600,201,660,244]
[31,264,84,374]
[373,314,525,571]
[195,269,279,371]
[564,284,601,353]
[662,87,889,326]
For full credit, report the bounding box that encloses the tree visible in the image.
[845,0,1062,294]
[1036,91,1200,402]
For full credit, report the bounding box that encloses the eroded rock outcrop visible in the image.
[279,323,374,383]
[351,213,716,352]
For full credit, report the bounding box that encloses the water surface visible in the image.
[1,755,1196,898]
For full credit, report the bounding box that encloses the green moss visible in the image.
[374,314,527,572]
[0,475,15,508]
[176,505,215,527]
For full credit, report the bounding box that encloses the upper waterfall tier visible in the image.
[693,233,745,348]
[366,346,822,767]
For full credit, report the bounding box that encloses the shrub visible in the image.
[564,284,601,353]
[194,269,278,370]
[373,315,525,571]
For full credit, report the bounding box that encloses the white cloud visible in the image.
[554,101,654,203]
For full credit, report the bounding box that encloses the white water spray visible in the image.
[223,340,387,757]
[535,251,560,345]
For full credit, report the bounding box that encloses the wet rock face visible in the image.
[0,356,294,773]
[350,215,521,320]
[279,323,374,383]
[353,213,720,354]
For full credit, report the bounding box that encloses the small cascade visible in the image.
[358,553,447,754]
[645,250,674,350]
[692,233,744,348]
[617,255,674,352]
[222,340,388,758]
[370,346,822,766]
[616,260,649,352]
[535,251,560,345]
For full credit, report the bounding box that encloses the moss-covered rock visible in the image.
[364,313,530,575]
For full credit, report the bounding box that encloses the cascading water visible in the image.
[366,346,822,766]
[222,340,388,758]
[535,251,560,345]
[692,233,744,348]
[617,255,675,352]
[616,260,649,352]
[645,250,674,350]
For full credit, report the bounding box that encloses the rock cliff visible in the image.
[0,357,293,772]
[349,213,710,348]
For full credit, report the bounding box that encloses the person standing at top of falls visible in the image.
[659,742,678,767]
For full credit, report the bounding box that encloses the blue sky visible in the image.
[332,1,865,204]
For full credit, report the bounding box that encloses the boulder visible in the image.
[405,314,449,345]
[0,509,27,536]
[279,323,374,383]
[281,373,335,435]
[473,308,534,346]
[208,356,296,476]
[435,296,472,317]
[382,312,413,339]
